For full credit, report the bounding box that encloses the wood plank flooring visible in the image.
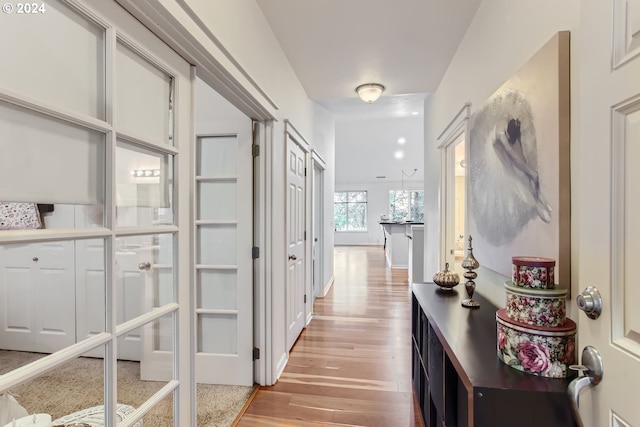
[236,246,424,427]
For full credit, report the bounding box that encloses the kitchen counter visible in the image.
[380,222,424,269]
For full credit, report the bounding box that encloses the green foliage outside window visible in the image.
[390,190,424,222]
[334,191,367,231]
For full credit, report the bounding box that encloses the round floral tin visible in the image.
[496,309,576,378]
[504,281,567,327]
[512,256,555,289]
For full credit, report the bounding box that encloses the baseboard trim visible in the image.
[320,275,334,297]
[334,243,382,247]
[274,352,288,383]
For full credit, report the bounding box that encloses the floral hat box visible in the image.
[504,281,567,328]
[512,256,555,289]
[496,308,576,378]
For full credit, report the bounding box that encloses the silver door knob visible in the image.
[138,262,151,270]
[568,346,604,427]
[576,286,602,319]
[288,255,297,261]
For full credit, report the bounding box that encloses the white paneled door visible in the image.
[286,135,306,351]
[0,242,75,353]
[576,1,640,426]
[195,119,253,386]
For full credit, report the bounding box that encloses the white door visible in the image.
[194,119,253,385]
[575,1,640,426]
[0,241,75,353]
[286,135,306,351]
[75,216,151,364]
[313,163,324,299]
[115,237,152,361]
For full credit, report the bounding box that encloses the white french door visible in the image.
[286,134,306,351]
[194,119,254,386]
[0,1,194,425]
[574,1,640,426]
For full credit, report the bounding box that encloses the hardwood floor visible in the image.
[236,246,424,427]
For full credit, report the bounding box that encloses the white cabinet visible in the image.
[0,241,76,353]
[1,239,146,360]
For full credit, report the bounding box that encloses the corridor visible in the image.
[237,246,423,426]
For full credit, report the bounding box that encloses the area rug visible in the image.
[0,350,254,426]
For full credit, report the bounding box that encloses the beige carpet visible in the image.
[0,350,254,426]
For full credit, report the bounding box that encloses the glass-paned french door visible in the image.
[194,119,254,386]
[0,1,192,426]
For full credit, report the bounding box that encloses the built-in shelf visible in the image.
[412,282,577,427]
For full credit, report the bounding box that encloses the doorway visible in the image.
[312,156,325,300]
[193,77,254,386]
[445,135,466,276]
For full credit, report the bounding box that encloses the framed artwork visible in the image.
[468,32,571,289]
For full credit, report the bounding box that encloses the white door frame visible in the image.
[252,119,273,386]
[437,103,471,269]
[311,150,326,301]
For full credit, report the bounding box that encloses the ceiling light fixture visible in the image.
[394,150,404,159]
[397,137,406,145]
[355,83,385,103]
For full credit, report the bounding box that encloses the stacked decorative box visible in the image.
[496,257,576,378]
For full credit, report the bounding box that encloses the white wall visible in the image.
[335,180,423,246]
[423,0,580,307]
[177,0,336,381]
[335,117,424,183]
[334,113,424,246]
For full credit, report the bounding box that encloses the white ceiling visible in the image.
[256,0,482,181]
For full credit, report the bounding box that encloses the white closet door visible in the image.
[285,135,306,351]
[0,241,75,353]
[195,119,253,386]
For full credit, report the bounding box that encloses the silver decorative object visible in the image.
[432,262,460,290]
[461,235,480,308]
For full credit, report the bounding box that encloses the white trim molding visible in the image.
[115,0,278,120]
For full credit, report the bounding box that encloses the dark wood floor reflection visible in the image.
[236,246,424,427]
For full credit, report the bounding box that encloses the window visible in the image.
[390,190,425,222]
[334,191,367,231]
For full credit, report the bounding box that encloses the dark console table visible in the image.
[411,282,577,427]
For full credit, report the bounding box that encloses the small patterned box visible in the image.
[512,256,555,289]
[496,309,576,378]
[504,281,567,327]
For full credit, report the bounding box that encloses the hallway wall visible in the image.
[423,0,580,306]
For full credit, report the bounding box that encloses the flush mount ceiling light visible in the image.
[355,83,385,103]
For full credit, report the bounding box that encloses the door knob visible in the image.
[568,346,604,427]
[138,262,151,270]
[576,286,602,319]
[288,255,297,261]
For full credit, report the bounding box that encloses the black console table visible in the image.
[411,282,577,427]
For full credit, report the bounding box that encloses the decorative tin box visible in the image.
[496,309,576,378]
[504,281,567,327]
[512,256,555,289]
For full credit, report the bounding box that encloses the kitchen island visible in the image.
[380,221,423,269]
